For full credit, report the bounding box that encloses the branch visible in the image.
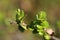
[51,36,60,40]
[9,20,60,40]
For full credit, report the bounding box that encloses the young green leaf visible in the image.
[19,10,24,20]
[41,21,50,28]
[16,9,24,21]
[44,34,50,40]
[16,9,25,32]
[36,11,47,20]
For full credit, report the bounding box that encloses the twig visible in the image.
[9,20,60,40]
[51,36,60,40]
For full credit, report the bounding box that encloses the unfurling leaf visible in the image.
[36,11,47,20]
[16,9,25,32]
[16,9,24,21]
[41,21,50,28]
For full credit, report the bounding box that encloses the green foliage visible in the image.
[16,9,50,40]
[36,11,47,20]
[16,9,25,32]
[29,11,50,40]
[44,34,50,40]
[16,9,24,24]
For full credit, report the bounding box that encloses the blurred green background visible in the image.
[0,0,60,40]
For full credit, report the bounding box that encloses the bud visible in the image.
[44,28,54,36]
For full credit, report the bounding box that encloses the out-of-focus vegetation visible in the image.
[0,0,60,40]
